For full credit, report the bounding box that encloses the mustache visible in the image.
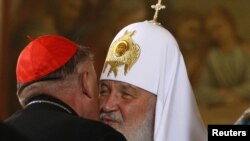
[100,112,124,124]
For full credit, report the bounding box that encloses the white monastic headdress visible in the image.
[101,1,207,141]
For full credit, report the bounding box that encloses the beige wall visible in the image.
[171,0,250,39]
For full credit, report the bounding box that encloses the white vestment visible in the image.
[101,21,207,141]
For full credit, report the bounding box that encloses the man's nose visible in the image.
[100,94,119,112]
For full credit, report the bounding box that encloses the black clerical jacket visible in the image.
[4,95,126,141]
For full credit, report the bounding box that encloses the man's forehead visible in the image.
[100,80,155,95]
[100,80,139,89]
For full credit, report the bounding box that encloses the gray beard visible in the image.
[122,108,155,141]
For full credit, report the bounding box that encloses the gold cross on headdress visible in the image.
[150,0,166,24]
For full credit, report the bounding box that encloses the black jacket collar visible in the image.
[26,95,78,116]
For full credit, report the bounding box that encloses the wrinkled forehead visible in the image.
[100,80,140,90]
[100,80,155,95]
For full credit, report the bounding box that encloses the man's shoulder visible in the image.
[5,112,126,141]
[54,116,127,141]
[66,116,119,133]
[0,121,29,141]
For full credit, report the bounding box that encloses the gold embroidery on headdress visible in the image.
[103,30,140,77]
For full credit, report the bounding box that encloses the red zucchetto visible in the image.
[16,35,77,83]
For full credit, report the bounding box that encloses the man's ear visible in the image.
[80,72,92,99]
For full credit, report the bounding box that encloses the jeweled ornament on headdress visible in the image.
[102,0,166,77]
[103,31,140,77]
